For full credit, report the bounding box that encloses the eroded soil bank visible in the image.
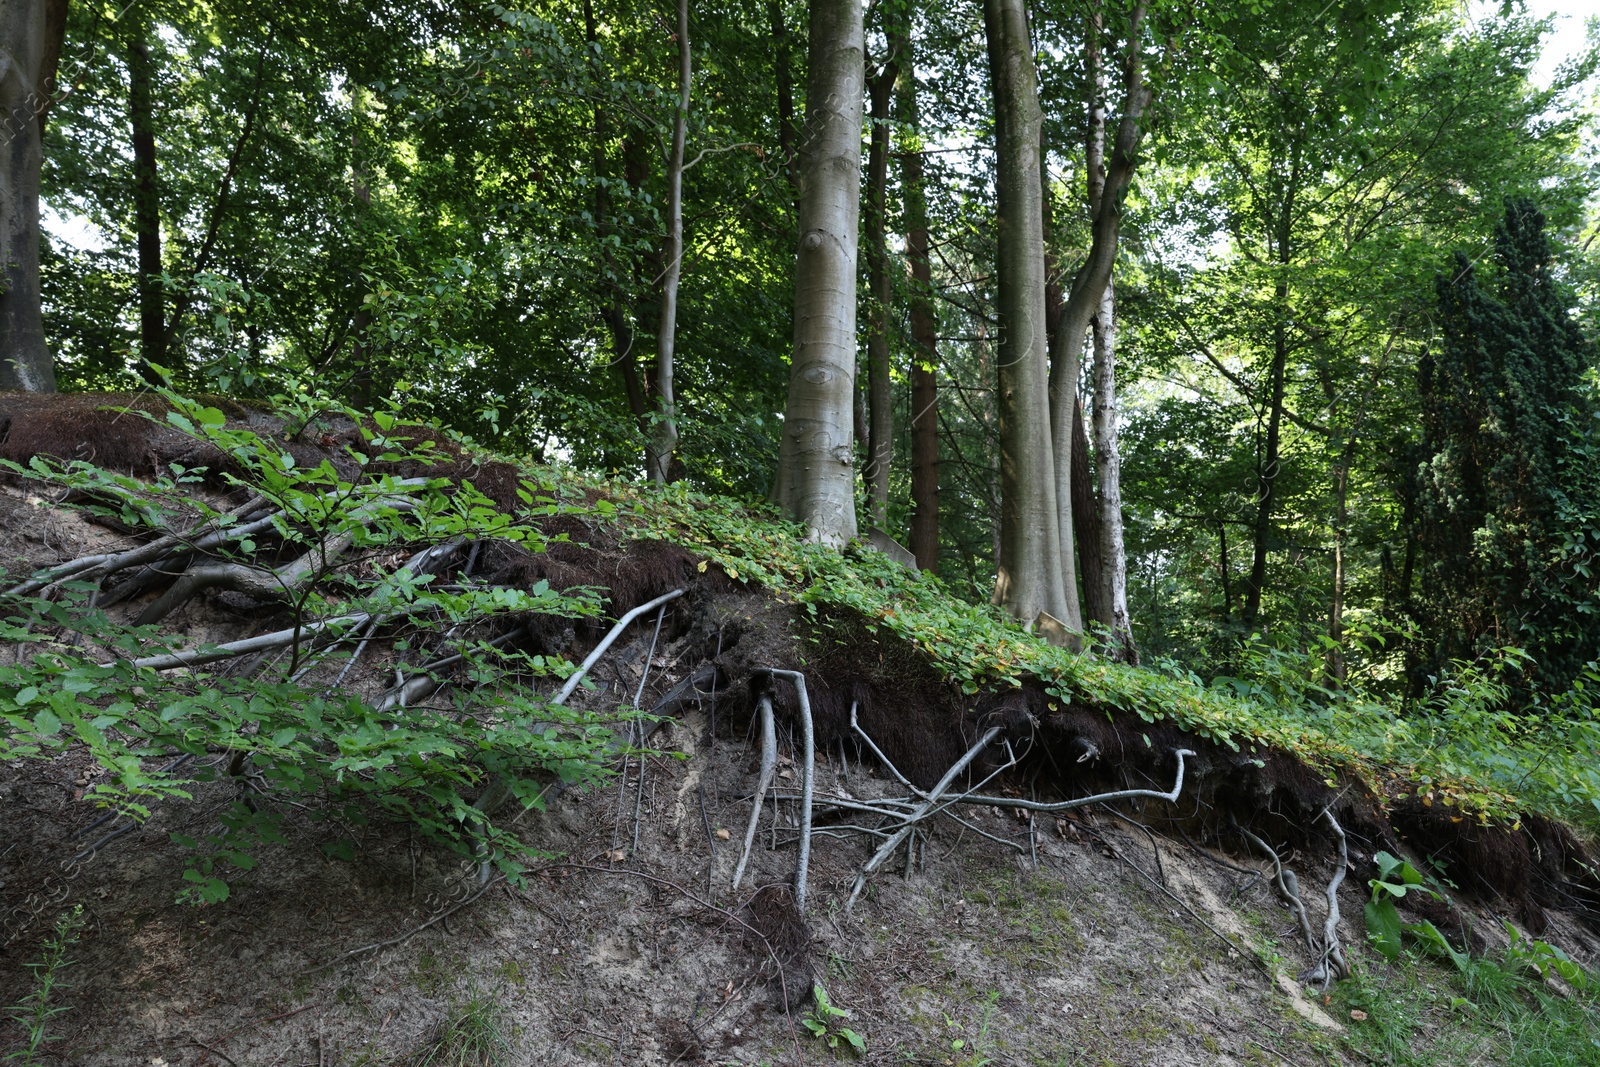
[3,392,1598,1065]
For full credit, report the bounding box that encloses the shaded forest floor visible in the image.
[2,392,1599,1065]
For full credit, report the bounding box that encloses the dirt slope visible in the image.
[2,394,1598,1066]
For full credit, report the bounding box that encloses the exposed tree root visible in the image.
[756,669,816,911]
[732,694,777,892]
[1233,818,1318,960]
[470,588,688,883]
[1317,809,1351,988]
[134,494,423,624]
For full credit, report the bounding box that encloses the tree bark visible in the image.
[1072,395,1105,620]
[0,0,67,392]
[893,16,938,573]
[128,31,165,382]
[776,0,863,546]
[1090,276,1135,660]
[1043,178,1104,623]
[985,0,1069,627]
[863,62,895,527]
[1049,2,1152,638]
[647,0,690,484]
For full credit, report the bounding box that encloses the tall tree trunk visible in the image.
[1043,169,1103,621]
[1072,396,1105,620]
[767,0,798,191]
[863,64,895,527]
[647,0,690,484]
[776,0,863,545]
[893,16,939,572]
[1048,1,1152,635]
[129,31,165,383]
[1243,197,1295,628]
[1327,453,1351,683]
[1090,276,1135,660]
[0,0,66,392]
[986,0,1069,627]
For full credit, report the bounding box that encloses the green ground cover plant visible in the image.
[0,391,638,899]
[4,384,1598,907]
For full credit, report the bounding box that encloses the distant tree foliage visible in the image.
[1414,201,1600,694]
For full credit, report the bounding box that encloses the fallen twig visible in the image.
[299,874,506,975]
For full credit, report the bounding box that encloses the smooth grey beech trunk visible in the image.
[647,0,691,484]
[862,64,894,527]
[1090,276,1135,659]
[985,0,1069,626]
[776,0,863,546]
[0,0,66,392]
[1050,1,1150,652]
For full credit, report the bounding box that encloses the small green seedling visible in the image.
[5,906,85,1066]
[1502,921,1592,991]
[1364,851,1467,968]
[801,984,865,1054]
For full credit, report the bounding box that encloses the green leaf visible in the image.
[1365,899,1404,960]
[33,708,61,736]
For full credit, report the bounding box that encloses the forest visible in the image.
[4,0,1600,1061]
[2,0,1597,697]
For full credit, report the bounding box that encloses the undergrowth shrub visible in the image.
[0,389,636,901]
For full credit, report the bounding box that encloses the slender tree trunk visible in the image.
[1048,1,1152,634]
[1243,225,1292,628]
[128,32,165,382]
[163,38,270,355]
[0,0,66,392]
[1072,396,1105,619]
[893,18,939,572]
[1327,455,1351,682]
[346,84,375,407]
[776,0,863,545]
[1091,276,1136,660]
[647,0,690,484]
[1044,185,1104,620]
[1217,519,1232,619]
[767,0,798,191]
[863,65,895,527]
[986,0,1068,627]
